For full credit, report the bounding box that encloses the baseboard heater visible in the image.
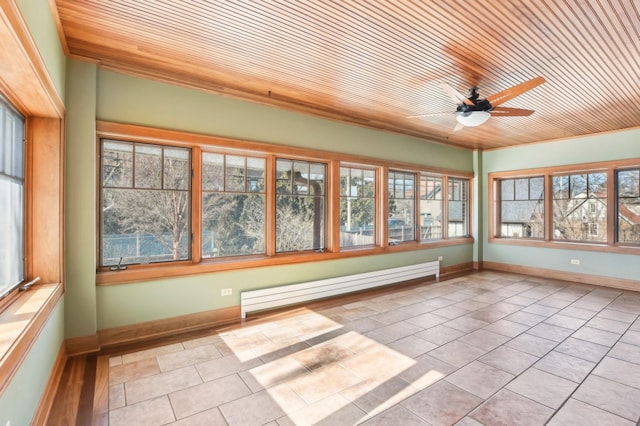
[240,260,439,318]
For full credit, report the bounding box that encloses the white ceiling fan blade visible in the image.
[441,83,474,106]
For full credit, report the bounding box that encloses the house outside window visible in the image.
[420,175,443,240]
[617,169,640,243]
[0,95,25,297]
[552,172,607,242]
[388,170,416,243]
[275,159,326,252]
[498,176,544,238]
[340,165,376,248]
[202,153,266,258]
[100,140,191,266]
[448,178,469,237]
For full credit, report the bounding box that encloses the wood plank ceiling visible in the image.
[53,0,640,150]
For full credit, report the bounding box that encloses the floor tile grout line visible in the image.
[544,294,640,424]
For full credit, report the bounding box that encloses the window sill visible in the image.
[0,283,63,395]
[488,237,640,254]
[96,238,474,285]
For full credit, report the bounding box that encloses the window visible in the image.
[0,95,25,298]
[617,169,640,243]
[275,159,326,252]
[448,178,469,237]
[420,175,443,240]
[202,153,266,257]
[498,176,544,238]
[552,172,607,242]
[100,140,191,266]
[96,122,473,283]
[388,170,416,243]
[340,165,376,248]
[491,160,640,251]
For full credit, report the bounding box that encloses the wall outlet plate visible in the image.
[570,259,581,265]
[221,288,232,296]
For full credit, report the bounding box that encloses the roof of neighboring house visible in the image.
[619,203,640,225]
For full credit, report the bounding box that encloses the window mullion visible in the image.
[265,155,276,256]
[192,146,202,263]
[544,175,552,241]
[442,176,449,239]
[607,168,615,245]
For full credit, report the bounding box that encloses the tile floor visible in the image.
[107,271,640,425]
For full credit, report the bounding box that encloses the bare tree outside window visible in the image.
[275,159,326,252]
[340,166,375,248]
[101,140,191,266]
[201,153,265,257]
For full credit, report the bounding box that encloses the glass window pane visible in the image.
[501,180,514,201]
[0,95,25,296]
[448,178,469,237]
[515,178,529,200]
[202,152,224,191]
[363,169,375,197]
[102,189,190,264]
[202,193,265,257]
[617,169,640,244]
[420,175,443,240]
[101,140,191,266]
[388,170,415,242]
[499,177,544,239]
[164,147,190,190]
[553,172,606,242]
[340,166,376,248]
[552,175,568,199]
[276,159,326,252]
[134,145,162,189]
[246,157,265,193]
[276,159,293,194]
[225,155,246,192]
[202,153,266,258]
[102,141,133,188]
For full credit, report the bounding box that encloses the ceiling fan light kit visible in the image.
[456,111,490,127]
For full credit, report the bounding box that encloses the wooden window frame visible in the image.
[96,121,474,285]
[338,163,379,250]
[488,158,640,254]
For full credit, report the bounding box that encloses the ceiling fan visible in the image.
[409,76,546,130]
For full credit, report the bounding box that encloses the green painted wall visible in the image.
[14,0,66,100]
[97,245,472,329]
[0,3,66,424]
[81,70,475,329]
[64,59,98,338]
[482,129,640,282]
[97,70,472,171]
[0,300,65,426]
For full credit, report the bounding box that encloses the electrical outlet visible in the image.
[570,259,581,265]
[437,256,443,261]
[221,288,232,296]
